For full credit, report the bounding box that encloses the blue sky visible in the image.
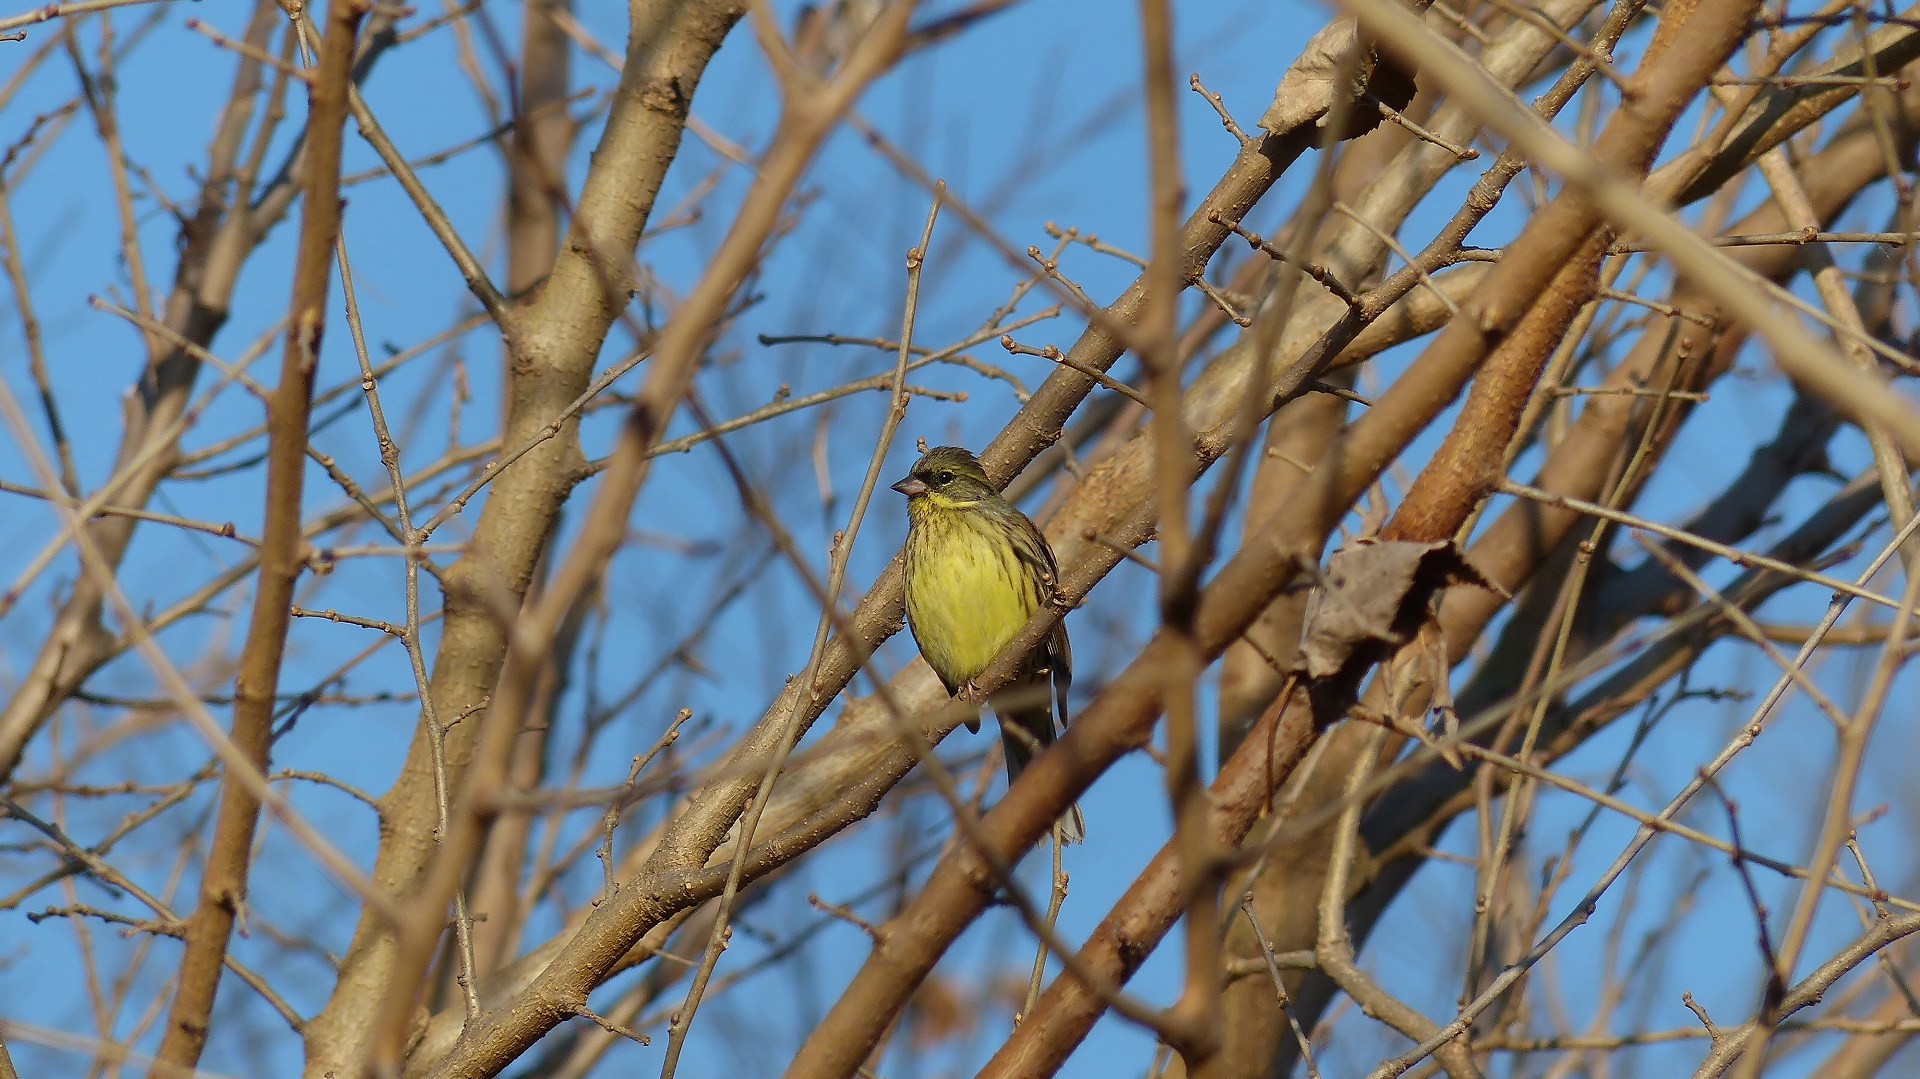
[2,1,1918,1077]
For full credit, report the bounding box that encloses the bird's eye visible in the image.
[935,470,955,485]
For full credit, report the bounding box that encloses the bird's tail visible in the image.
[998,703,1085,844]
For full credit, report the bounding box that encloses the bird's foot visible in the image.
[957,679,987,705]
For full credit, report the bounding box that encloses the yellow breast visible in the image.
[902,506,1046,689]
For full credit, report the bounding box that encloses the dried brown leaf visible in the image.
[1300,539,1500,679]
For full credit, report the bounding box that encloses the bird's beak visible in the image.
[891,475,927,497]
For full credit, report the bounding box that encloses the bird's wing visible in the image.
[1010,508,1072,730]
[1006,510,1060,589]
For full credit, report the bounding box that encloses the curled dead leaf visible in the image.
[1299,538,1502,680]
[1258,18,1418,139]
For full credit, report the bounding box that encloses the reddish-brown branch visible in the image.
[147,2,367,1074]
[976,680,1321,1079]
[1381,231,1607,542]
[1366,0,1766,537]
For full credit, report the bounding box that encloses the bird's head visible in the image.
[891,446,997,508]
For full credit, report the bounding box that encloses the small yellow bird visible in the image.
[892,446,1085,843]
